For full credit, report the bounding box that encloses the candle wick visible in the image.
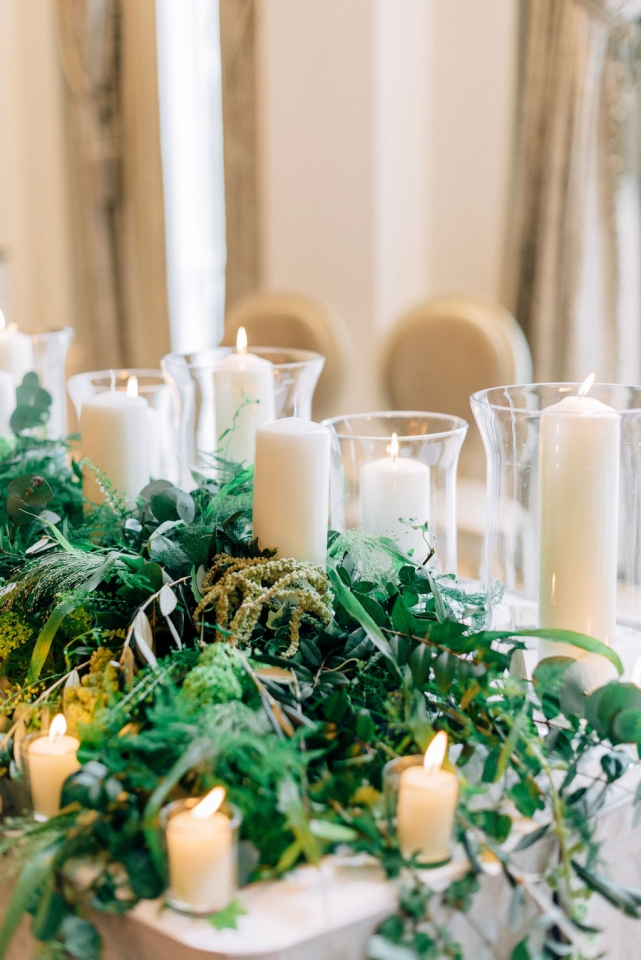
[109,369,116,392]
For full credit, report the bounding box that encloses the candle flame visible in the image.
[126,375,138,398]
[0,310,5,332]
[49,714,67,741]
[389,432,399,461]
[632,658,641,689]
[578,372,596,398]
[236,327,248,354]
[191,786,225,819]
[423,731,447,773]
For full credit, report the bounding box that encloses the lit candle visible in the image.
[252,417,330,566]
[0,310,34,384]
[166,787,234,914]
[27,714,80,821]
[80,384,150,504]
[538,374,620,661]
[396,731,458,864]
[214,327,276,464]
[360,433,430,557]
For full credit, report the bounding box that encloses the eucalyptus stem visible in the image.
[530,742,575,913]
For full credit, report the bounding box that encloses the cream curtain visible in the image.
[55,0,170,371]
[219,0,261,310]
[506,0,641,383]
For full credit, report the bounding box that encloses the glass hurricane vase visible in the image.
[321,412,468,575]
[471,383,641,677]
[162,346,325,488]
[67,368,178,484]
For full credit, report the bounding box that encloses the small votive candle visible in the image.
[396,731,458,864]
[165,787,235,915]
[27,714,80,821]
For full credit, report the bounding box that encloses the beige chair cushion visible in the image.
[223,292,349,420]
[381,295,532,480]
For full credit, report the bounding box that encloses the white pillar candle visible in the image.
[397,731,458,864]
[253,417,330,566]
[0,311,34,384]
[0,369,16,436]
[538,375,620,661]
[166,787,234,914]
[214,327,276,465]
[80,389,150,504]
[27,714,80,821]
[360,433,430,557]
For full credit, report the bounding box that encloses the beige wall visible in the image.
[258,0,518,414]
[0,0,76,341]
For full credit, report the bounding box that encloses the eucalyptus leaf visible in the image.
[159,584,178,616]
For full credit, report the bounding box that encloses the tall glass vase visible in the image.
[162,347,325,489]
[471,383,641,676]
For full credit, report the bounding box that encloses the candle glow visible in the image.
[236,326,248,354]
[49,713,67,740]
[192,786,225,819]
[423,730,447,773]
[578,372,596,397]
[126,375,138,398]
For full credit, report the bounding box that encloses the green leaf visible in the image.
[612,708,641,743]
[309,819,358,843]
[433,651,456,694]
[0,840,62,960]
[522,629,622,675]
[61,916,101,960]
[208,898,247,931]
[323,686,349,721]
[31,882,67,942]
[593,683,641,743]
[26,555,114,685]
[391,595,417,636]
[571,859,641,918]
[328,568,395,665]
[25,599,77,686]
[469,810,511,843]
[532,657,575,696]
[510,940,531,960]
[151,487,196,525]
[277,777,320,865]
[367,935,418,960]
[496,702,528,781]
[513,822,549,851]
[409,644,431,685]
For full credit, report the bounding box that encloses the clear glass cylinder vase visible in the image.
[30,327,74,439]
[321,412,468,575]
[471,384,641,673]
[67,368,178,485]
[162,346,325,488]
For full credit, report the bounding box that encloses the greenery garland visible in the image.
[0,437,640,960]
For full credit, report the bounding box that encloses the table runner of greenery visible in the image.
[0,435,640,960]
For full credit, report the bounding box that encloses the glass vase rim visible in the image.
[471,381,641,417]
[29,326,75,341]
[68,368,165,383]
[321,410,469,442]
[162,346,325,372]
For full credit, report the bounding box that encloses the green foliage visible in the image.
[0,455,639,960]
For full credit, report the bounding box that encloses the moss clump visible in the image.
[0,611,33,663]
[179,643,246,711]
[63,647,120,732]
